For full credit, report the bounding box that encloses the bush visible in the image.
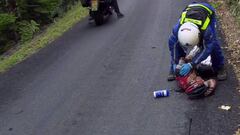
[35,0,80,22]
[17,20,40,43]
[31,0,61,20]
[16,0,60,24]
[0,13,17,53]
[0,13,16,31]
[16,0,79,25]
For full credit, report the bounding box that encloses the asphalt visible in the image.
[0,0,239,135]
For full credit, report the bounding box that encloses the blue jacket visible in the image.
[168,3,220,67]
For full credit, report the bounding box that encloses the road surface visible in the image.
[0,0,239,135]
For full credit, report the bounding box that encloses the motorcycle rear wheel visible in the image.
[94,12,104,26]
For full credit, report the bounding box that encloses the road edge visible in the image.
[208,1,240,135]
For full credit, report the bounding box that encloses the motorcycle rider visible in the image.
[109,0,124,18]
[167,2,227,81]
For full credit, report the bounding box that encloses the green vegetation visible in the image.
[209,1,222,9]
[0,0,88,72]
[227,0,240,23]
[0,13,16,30]
[0,0,86,54]
[0,3,88,72]
[17,20,40,43]
[0,13,17,53]
[210,0,240,23]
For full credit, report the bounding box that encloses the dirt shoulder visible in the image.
[208,0,240,134]
[209,0,240,88]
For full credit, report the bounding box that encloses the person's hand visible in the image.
[180,63,192,76]
[185,55,193,62]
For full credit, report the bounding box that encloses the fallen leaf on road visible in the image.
[218,105,231,111]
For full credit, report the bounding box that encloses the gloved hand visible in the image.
[180,63,192,76]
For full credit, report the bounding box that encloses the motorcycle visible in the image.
[81,0,113,25]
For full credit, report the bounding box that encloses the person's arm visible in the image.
[179,27,215,76]
[191,27,215,66]
[185,46,200,62]
[168,21,181,64]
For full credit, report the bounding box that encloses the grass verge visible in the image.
[210,1,222,8]
[0,3,88,72]
[227,0,240,25]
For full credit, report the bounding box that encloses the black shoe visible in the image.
[117,13,124,18]
[167,71,175,81]
[175,88,184,93]
[217,67,227,81]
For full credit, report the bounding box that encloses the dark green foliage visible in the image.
[16,0,60,24]
[0,42,14,54]
[17,20,39,43]
[16,0,79,24]
[0,13,17,53]
[0,0,6,12]
[0,0,80,54]
[0,13,16,31]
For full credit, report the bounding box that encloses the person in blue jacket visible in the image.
[167,2,227,81]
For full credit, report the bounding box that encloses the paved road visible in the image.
[0,0,239,135]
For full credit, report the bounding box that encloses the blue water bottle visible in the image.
[153,89,170,98]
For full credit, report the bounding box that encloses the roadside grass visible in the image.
[227,0,240,25]
[210,1,222,9]
[0,3,88,72]
[213,0,240,24]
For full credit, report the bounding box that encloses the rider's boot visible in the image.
[167,70,175,81]
[117,12,124,18]
[217,66,227,81]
